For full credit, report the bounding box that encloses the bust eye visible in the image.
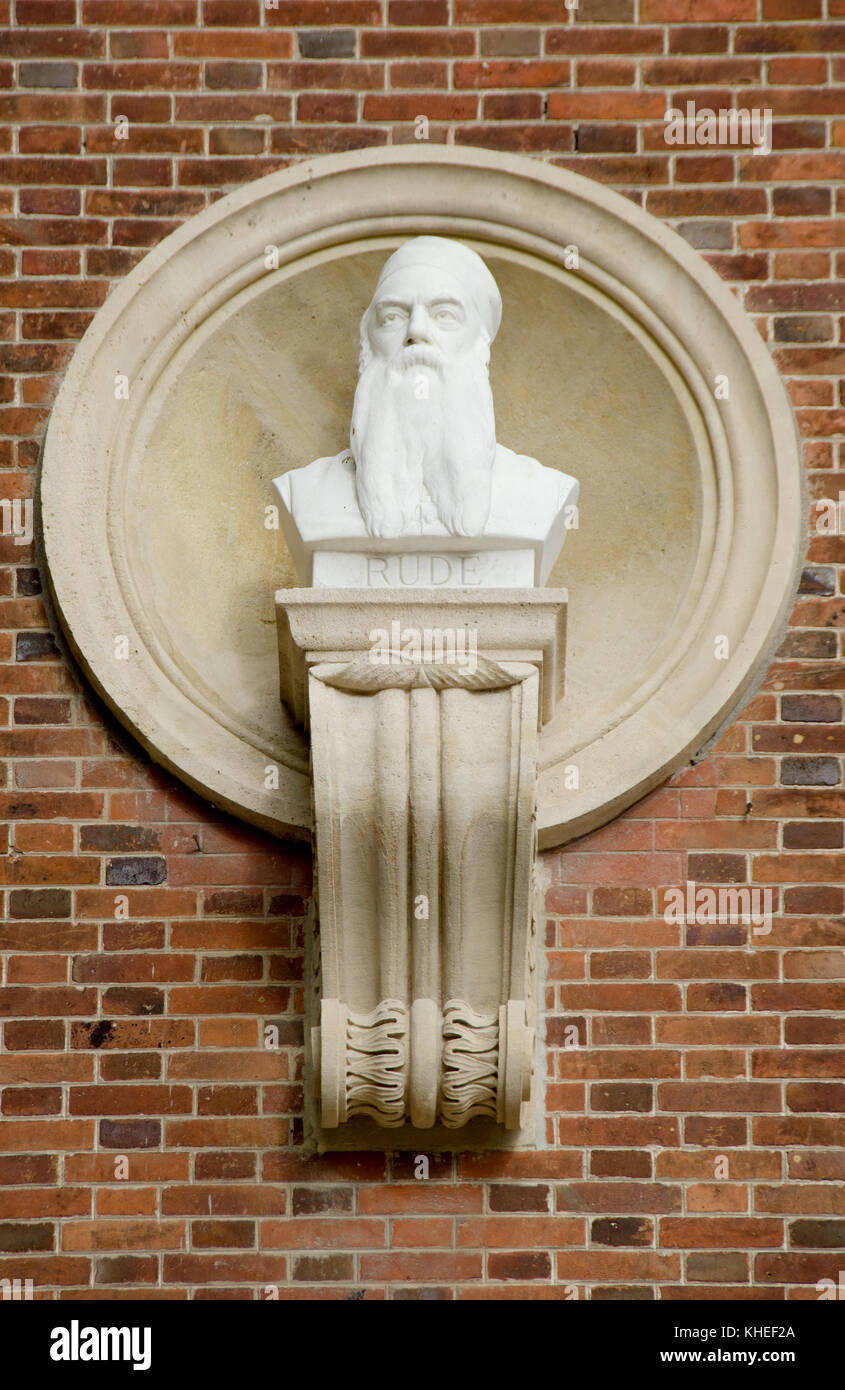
[379,309,405,325]
[433,308,458,323]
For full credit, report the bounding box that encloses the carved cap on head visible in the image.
[372,235,503,344]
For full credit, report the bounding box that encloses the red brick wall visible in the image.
[1,0,843,1301]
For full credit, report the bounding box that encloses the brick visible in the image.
[209,127,265,154]
[684,1116,746,1147]
[82,1,198,18]
[661,1219,782,1248]
[99,1119,161,1149]
[591,1285,654,1301]
[8,887,70,918]
[488,1251,551,1280]
[13,697,71,724]
[4,1019,64,1050]
[365,28,473,57]
[192,1219,253,1248]
[205,60,262,89]
[753,852,845,882]
[788,1152,845,1180]
[659,1083,779,1112]
[168,1118,288,1148]
[361,1252,480,1282]
[193,1154,255,1181]
[291,1187,353,1216]
[754,1117,843,1146]
[577,0,634,17]
[101,1055,162,1081]
[591,1083,653,1112]
[17,1,78,18]
[63,1219,185,1251]
[390,0,448,19]
[775,317,835,344]
[95,1255,158,1285]
[0,1188,88,1218]
[480,29,539,57]
[787,1082,845,1111]
[576,58,635,86]
[70,1085,192,1116]
[0,1155,57,1185]
[784,886,844,914]
[360,1185,482,1215]
[756,1253,843,1284]
[687,853,747,883]
[755,1047,845,1078]
[0,1222,54,1251]
[105,856,167,886]
[783,822,843,849]
[299,30,355,59]
[19,62,78,89]
[16,632,60,661]
[456,124,575,153]
[84,62,200,90]
[1,1120,94,1152]
[556,1250,679,1280]
[292,1253,354,1280]
[202,0,260,20]
[455,59,570,89]
[783,694,841,721]
[687,1252,748,1282]
[592,1217,652,1246]
[488,1185,549,1213]
[576,124,637,154]
[592,886,652,916]
[262,1217,384,1249]
[162,1183,285,1217]
[590,1151,652,1178]
[455,0,566,15]
[109,31,169,60]
[547,26,663,56]
[0,989,95,1023]
[80,825,161,852]
[482,93,542,120]
[559,1182,679,1214]
[1,855,99,886]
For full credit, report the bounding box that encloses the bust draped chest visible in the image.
[274,444,579,588]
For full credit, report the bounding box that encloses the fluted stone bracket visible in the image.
[276,587,567,1142]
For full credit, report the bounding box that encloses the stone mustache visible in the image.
[275,236,577,1133]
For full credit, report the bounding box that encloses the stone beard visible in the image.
[350,327,497,539]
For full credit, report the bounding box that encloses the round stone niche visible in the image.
[40,146,803,849]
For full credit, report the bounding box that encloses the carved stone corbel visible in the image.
[275,589,567,1133]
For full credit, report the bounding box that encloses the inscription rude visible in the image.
[311,548,537,589]
[366,553,481,586]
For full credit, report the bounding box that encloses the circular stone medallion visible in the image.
[40,146,803,848]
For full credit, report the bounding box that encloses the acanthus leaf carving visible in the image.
[345,1000,408,1127]
[440,1001,500,1128]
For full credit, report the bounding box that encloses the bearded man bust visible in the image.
[274,236,579,588]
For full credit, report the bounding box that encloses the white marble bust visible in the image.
[274,236,579,587]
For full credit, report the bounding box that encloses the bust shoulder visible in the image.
[274,451,367,542]
[488,444,579,540]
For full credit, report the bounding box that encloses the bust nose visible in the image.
[404,304,431,345]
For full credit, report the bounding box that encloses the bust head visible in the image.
[351,237,503,538]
